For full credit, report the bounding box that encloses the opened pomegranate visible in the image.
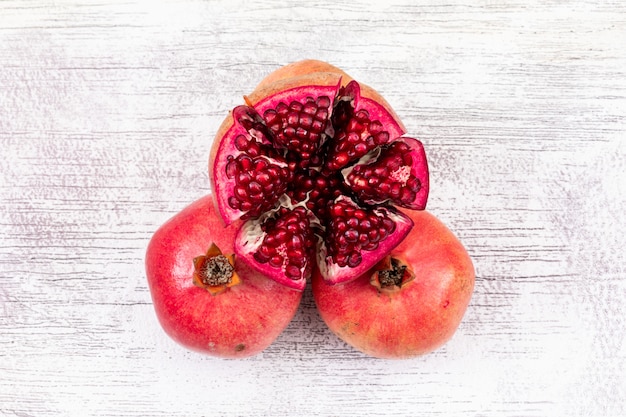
[145,195,302,358]
[312,209,475,359]
[209,60,429,290]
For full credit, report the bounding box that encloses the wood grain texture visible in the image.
[1,1,625,416]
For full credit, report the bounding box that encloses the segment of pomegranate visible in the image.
[325,80,406,172]
[343,137,429,210]
[253,84,338,169]
[236,200,317,289]
[211,106,292,225]
[209,62,430,289]
[318,195,413,284]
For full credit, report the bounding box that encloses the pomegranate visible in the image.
[145,195,302,358]
[312,209,475,359]
[209,60,429,290]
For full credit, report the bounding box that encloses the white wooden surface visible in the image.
[1,1,625,416]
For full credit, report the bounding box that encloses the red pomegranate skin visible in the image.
[312,210,475,359]
[146,195,302,358]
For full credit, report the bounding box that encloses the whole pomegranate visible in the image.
[145,195,302,358]
[209,60,429,290]
[312,209,475,359]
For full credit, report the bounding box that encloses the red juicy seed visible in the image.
[290,101,303,112]
[287,111,299,126]
[369,121,383,134]
[290,256,306,268]
[375,132,389,145]
[317,96,331,108]
[234,135,250,151]
[254,251,270,264]
[355,110,369,123]
[347,252,362,268]
[346,217,359,229]
[344,229,358,243]
[248,181,262,195]
[226,157,237,178]
[269,256,283,268]
[235,186,247,199]
[237,172,251,185]
[390,183,402,198]
[256,172,271,185]
[296,127,308,140]
[354,143,368,154]
[303,101,317,115]
[362,241,378,251]
[383,218,396,233]
[276,102,289,116]
[312,119,324,131]
[407,177,422,192]
[286,265,301,279]
[300,114,313,129]
[264,109,278,125]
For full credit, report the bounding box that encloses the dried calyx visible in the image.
[370,256,415,293]
[193,243,241,295]
[210,66,429,290]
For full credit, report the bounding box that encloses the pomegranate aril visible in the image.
[347,252,361,268]
[254,251,270,264]
[287,111,299,125]
[375,132,389,145]
[303,101,317,115]
[234,135,250,151]
[269,256,283,268]
[405,176,419,191]
[290,101,303,112]
[286,265,301,279]
[226,158,237,178]
[300,114,314,129]
[383,218,396,233]
[355,109,369,123]
[264,109,278,125]
[276,102,289,116]
[369,120,383,134]
[344,229,359,243]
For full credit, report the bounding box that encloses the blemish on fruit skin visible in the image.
[443,300,450,309]
[235,343,246,352]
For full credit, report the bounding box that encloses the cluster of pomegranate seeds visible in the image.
[345,139,427,209]
[225,153,291,220]
[287,169,344,220]
[263,96,331,167]
[326,109,389,172]
[213,79,429,288]
[326,198,397,268]
[252,206,315,280]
